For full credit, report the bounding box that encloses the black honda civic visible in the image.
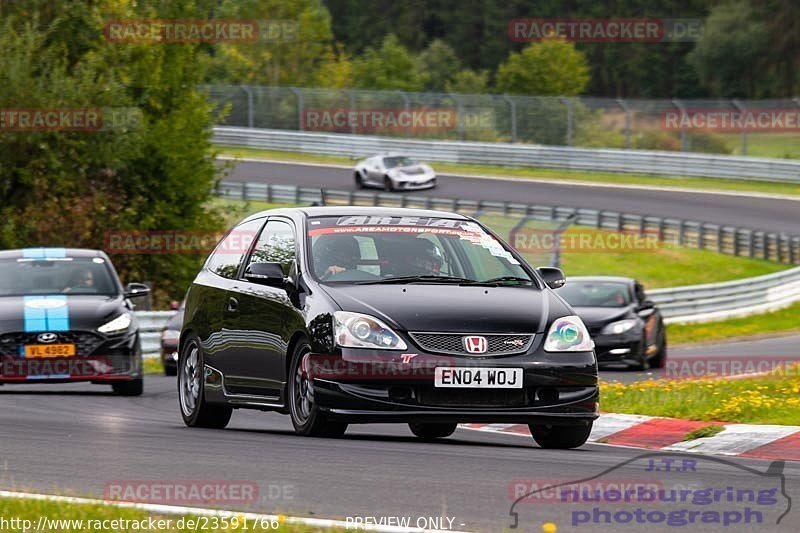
[179,207,598,448]
[0,248,150,395]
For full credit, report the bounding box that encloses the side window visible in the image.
[205,218,264,279]
[247,219,296,275]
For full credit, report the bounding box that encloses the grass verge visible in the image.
[143,357,164,375]
[600,370,800,425]
[666,300,800,344]
[0,497,330,532]
[218,145,800,198]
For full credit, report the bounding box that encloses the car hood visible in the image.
[0,294,126,333]
[320,284,569,333]
[570,306,633,327]
[392,165,430,176]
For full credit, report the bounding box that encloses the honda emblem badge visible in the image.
[463,336,488,354]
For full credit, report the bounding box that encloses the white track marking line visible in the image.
[0,490,472,533]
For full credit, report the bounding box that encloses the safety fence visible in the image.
[206,85,800,158]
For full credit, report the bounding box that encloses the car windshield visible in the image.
[0,257,118,297]
[383,156,416,168]
[557,281,631,308]
[307,215,532,284]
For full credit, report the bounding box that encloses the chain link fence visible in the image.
[205,85,800,158]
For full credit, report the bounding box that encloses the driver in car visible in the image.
[314,235,361,280]
[404,238,444,276]
[63,268,95,293]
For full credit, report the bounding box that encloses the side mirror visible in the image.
[637,299,656,312]
[244,262,286,287]
[124,282,151,298]
[536,267,566,289]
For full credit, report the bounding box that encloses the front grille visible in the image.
[417,387,527,407]
[0,331,105,357]
[409,332,534,356]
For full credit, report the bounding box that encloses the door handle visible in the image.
[227,297,239,313]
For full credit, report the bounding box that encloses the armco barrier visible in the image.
[213,126,800,182]
[136,311,173,357]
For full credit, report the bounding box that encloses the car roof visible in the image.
[242,206,470,223]
[567,276,635,284]
[0,248,107,260]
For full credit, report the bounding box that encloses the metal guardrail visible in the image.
[213,126,800,182]
[649,266,800,323]
[136,311,173,356]
[216,181,800,265]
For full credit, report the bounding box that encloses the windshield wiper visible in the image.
[461,276,533,286]
[356,275,477,285]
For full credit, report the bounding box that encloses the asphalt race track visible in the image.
[2,376,799,532]
[225,160,800,234]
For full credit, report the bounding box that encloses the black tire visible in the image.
[383,175,394,192]
[631,339,650,371]
[650,331,668,369]
[409,422,457,440]
[354,171,364,189]
[288,341,347,437]
[178,336,232,429]
[112,377,143,396]
[529,421,593,449]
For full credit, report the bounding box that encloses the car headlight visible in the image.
[543,315,594,352]
[98,312,132,334]
[601,319,639,335]
[333,311,407,350]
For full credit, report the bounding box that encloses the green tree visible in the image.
[352,34,426,91]
[207,0,336,86]
[445,69,489,94]
[0,1,223,304]
[496,39,590,96]
[687,1,769,98]
[313,42,354,88]
[418,39,460,91]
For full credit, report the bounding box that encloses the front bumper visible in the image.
[592,332,643,366]
[0,330,142,383]
[395,177,437,190]
[306,349,598,425]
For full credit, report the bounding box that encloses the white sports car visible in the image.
[353,154,437,191]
